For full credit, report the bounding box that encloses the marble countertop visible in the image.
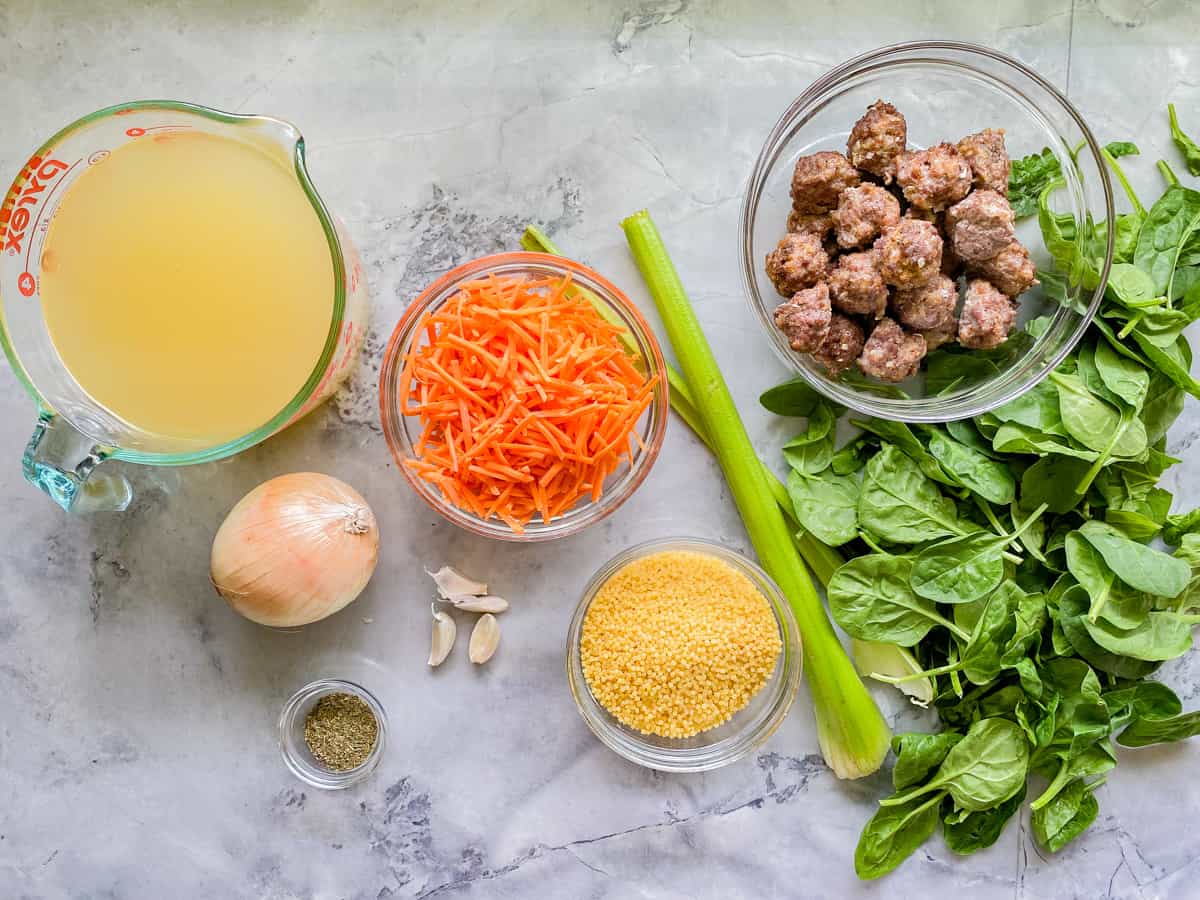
[3,2,1200,898]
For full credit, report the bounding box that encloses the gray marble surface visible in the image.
[2,2,1200,898]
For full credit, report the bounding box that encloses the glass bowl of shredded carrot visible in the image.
[567,538,803,772]
[380,252,669,541]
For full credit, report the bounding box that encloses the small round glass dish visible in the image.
[741,40,1115,422]
[566,538,802,773]
[379,252,669,542]
[278,678,388,790]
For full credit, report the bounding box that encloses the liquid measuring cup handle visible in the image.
[23,414,133,513]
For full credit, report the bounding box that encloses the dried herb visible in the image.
[303,692,378,771]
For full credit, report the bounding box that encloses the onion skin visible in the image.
[211,473,380,627]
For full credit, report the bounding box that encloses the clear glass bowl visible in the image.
[566,538,802,773]
[741,40,1115,422]
[379,252,669,542]
[278,678,388,789]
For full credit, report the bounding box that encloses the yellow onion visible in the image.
[211,473,379,627]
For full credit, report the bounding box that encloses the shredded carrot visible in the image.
[400,272,657,532]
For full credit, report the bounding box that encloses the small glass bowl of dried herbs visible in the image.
[279,678,388,789]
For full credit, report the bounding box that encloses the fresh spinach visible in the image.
[927,430,1015,505]
[1032,779,1100,852]
[1118,710,1200,747]
[758,377,821,417]
[1009,147,1062,218]
[881,718,1029,813]
[942,785,1027,855]
[1077,520,1191,599]
[828,554,966,645]
[854,792,943,880]
[786,468,859,547]
[782,402,837,474]
[858,446,967,545]
[1168,103,1200,176]
[891,732,963,790]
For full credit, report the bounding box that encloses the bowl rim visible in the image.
[739,39,1116,423]
[566,536,803,773]
[378,251,670,542]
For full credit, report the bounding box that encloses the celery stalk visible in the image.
[520,225,843,587]
[619,210,889,779]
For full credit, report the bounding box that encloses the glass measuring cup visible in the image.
[0,101,368,512]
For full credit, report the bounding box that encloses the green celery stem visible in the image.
[620,210,890,779]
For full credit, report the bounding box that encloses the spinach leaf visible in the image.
[1164,507,1200,545]
[1052,371,1148,458]
[782,402,836,474]
[1168,103,1200,177]
[1118,711,1200,747]
[1032,779,1099,853]
[946,419,1003,459]
[829,554,967,645]
[1058,585,1163,679]
[1131,332,1200,399]
[852,418,957,487]
[943,784,1026,855]
[882,718,1030,812]
[1103,680,1182,732]
[1104,262,1159,310]
[1134,184,1200,297]
[786,468,859,547]
[1078,520,1191,599]
[992,422,1099,461]
[758,377,821,417]
[1082,607,1194,662]
[1140,369,1186,444]
[830,434,874,475]
[1009,147,1062,218]
[1020,456,1091,515]
[911,516,1038,605]
[1065,531,1152,627]
[1105,507,1165,542]
[1093,338,1150,408]
[892,732,963,790]
[927,430,1015,505]
[991,378,1069,435]
[959,582,1024,684]
[854,792,943,880]
[1033,658,1111,767]
[1106,141,1140,159]
[858,446,967,544]
[926,353,1002,396]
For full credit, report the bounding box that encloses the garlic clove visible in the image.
[445,595,508,614]
[426,566,487,600]
[468,614,501,665]
[428,603,457,667]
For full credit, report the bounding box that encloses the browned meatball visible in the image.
[874,219,943,289]
[832,184,901,249]
[787,210,835,241]
[812,313,866,375]
[828,251,888,318]
[765,232,831,297]
[957,128,1010,195]
[919,324,958,351]
[847,100,907,181]
[790,151,861,214]
[774,282,832,352]
[895,143,972,211]
[959,279,1017,349]
[969,240,1037,297]
[945,190,1016,262]
[859,317,927,383]
[892,274,959,331]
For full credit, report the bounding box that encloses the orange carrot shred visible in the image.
[399,272,656,529]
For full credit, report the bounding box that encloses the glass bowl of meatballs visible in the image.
[741,41,1115,422]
